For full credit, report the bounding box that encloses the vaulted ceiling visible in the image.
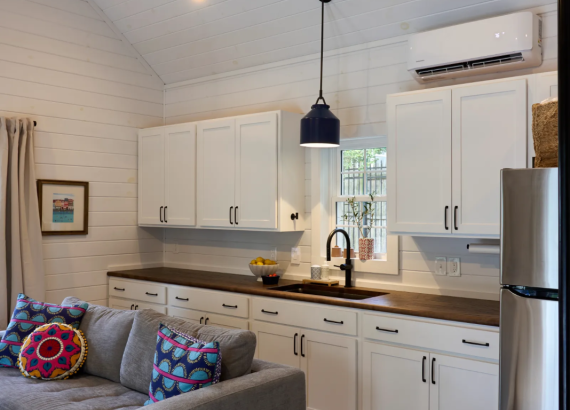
[91,0,555,85]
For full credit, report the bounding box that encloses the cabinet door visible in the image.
[251,322,300,369]
[169,306,205,325]
[139,128,165,225]
[205,313,249,330]
[452,80,527,236]
[301,330,357,410]
[235,113,278,229]
[362,343,429,410]
[197,119,236,227]
[387,90,452,234]
[165,124,196,226]
[430,354,498,410]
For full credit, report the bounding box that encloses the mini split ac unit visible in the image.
[408,12,542,83]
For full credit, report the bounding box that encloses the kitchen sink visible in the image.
[268,284,387,300]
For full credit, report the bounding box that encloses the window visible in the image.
[328,136,398,275]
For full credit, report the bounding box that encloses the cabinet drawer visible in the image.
[168,286,249,318]
[363,313,499,361]
[109,279,167,304]
[109,297,167,314]
[252,297,357,336]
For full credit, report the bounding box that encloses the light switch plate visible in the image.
[448,257,461,277]
[291,247,301,265]
[435,257,447,276]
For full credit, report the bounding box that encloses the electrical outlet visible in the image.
[291,247,301,265]
[173,243,179,254]
[270,248,277,262]
[435,257,447,276]
[448,258,461,277]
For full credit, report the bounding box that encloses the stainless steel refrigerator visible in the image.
[500,168,559,410]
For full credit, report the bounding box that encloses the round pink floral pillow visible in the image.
[18,323,87,380]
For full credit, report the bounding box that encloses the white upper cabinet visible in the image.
[387,89,452,235]
[197,111,304,232]
[197,119,236,228]
[138,123,196,227]
[235,113,278,229]
[451,80,526,236]
[388,77,527,238]
[139,128,165,226]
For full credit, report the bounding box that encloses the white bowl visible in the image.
[249,264,281,282]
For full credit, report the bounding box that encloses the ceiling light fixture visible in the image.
[300,0,340,148]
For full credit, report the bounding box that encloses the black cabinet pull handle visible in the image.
[235,206,238,225]
[205,318,209,325]
[444,206,449,230]
[422,356,427,383]
[230,206,233,225]
[145,292,158,296]
[164,206,168,223]
[114,287,125,291]
[176,297,189,301]
[462,339,490,347]
[134,305,138,310]
[431,358,436,384]
[300,334,305,357]
[261,309,278,315]
[160,206,164,223]
[324,318,344,325]
[294,333,298,356]
[200,317,204,324]
[454,206,458,230]
[376,326,398,334]
[223,304,238,309]
[130,304,134,310]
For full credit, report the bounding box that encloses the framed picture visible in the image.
[37,180,89,236]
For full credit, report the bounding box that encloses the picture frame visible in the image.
[37,180,89,236]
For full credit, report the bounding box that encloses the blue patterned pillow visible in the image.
[0,294,88,368]
[145,323,222,405]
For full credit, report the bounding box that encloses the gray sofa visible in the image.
[0,299,306,410]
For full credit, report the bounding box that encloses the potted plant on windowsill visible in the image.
[342,193,377,261]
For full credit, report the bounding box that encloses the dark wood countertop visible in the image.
[107,267,500,327]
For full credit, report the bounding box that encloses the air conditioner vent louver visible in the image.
[417,53,524,79]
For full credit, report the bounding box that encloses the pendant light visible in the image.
[300,0,340,148]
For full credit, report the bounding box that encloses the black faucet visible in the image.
[326,228,354,288]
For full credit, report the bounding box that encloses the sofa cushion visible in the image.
[62,297,136,383]
[145,323,222,405]
[0,294,88,368]
[0,367,147,410]
[121,309,256,395]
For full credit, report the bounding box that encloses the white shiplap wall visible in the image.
[0,0,165,306]
[92,0,554,84]
[163,4,558,300]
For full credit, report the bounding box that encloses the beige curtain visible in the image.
[0,118,44,329]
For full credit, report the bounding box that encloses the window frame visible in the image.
[329,136,399,275]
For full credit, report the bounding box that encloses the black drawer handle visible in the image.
[134,305,139,310]
[422,356,427,383]
[376,326,398,334]
[223,304,238,309]
[205,317,209,325]
[300,334,305,357]
[130,304,134,310]
[164,206,168,223]
[175,297,189,301]
[200,317,204,324]
[145,292,158,296]
[324,318,344,325]
[160,206,164,223]
[294,333,298,356]
[113,287,125,291]
[462,339,490,347]
[444,206,449,230]
[261,309,278,315]
[454,206,459,230]
[432,358,436,385]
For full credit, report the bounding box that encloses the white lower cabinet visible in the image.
[252,321,358,410]
[362,342,498,410]
[169,306,249,330]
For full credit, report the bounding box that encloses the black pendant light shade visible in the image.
[300,0,340,148]
[300,102,340,147]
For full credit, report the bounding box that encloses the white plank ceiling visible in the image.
[91,0,555,85]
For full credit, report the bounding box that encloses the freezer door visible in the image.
[501,168,558,288]
[500,288,558,410]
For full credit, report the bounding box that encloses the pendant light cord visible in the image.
[316,0,327,105]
